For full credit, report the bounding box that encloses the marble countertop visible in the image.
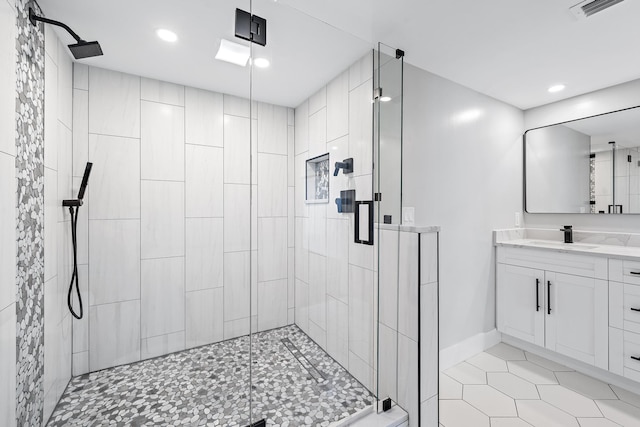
[495,228,640,261]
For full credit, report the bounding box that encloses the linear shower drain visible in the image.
[281,338,326,383]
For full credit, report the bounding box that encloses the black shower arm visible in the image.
[29,8,83,43]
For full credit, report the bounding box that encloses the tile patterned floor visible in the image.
[47,325,373,426]
[440,343,640,427]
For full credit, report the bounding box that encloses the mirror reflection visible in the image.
[525,106,640,214]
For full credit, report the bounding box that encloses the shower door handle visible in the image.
[354,200,374,245]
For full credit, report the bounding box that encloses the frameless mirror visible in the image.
[524,106,640,214]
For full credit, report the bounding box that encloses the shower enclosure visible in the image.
[45,0,409,425]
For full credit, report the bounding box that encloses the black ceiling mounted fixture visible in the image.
[28,7,103,59]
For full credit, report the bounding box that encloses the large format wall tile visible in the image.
[57,41,73,130]
[186,144,223,218]
[89,67,140,138]
[257,153,287,217]
[257,218,287,282]
[224,184,250,252]
[326,70,349,142]
[326,218,348,304]
[186,218,223,291]
[141,101,185,181]
[141,257,185,339]
[0,304,16,427]
[43,53,57,169]
[349,81,373,177]
[141,180,185,259]
[398,232,419,341]
[88,134,140,219]
[0,0,15,157]
[308,253,327,330]
[294,279,309,333]
[348,264,373,365]
[141,78,185,106]
[72,88,88,177]
[89,300,141,371]
[0,153,15,309]
[294,101,308,155]
[223,251,251,322]
[257,103,288,155]
[0,153,16,310]
[308,107,327,158]
[186,288,223,348]
[141,331,185,360]
[223,115,251,184]
[257,279,288,331]
[185,87,223,147]
[326,296,349,367]
[44,167,57,282]
[88,220,140,305]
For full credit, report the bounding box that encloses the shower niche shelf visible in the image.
[305,153,330,204]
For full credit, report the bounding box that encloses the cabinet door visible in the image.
[545,272,608,369]
[497,264,544,346]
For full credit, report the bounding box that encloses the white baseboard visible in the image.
[440,329,502,370]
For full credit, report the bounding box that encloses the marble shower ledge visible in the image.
[376,224,440,234]
[495,228,640,261]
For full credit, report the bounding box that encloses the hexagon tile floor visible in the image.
[47,325,373,426]
[440,342,640,427]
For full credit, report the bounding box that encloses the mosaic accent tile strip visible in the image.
[14,0,45,425]
[48,325,373,426]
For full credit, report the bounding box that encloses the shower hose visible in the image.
[67,205,83,319]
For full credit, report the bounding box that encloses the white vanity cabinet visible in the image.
[608,259,640,381]
[497,246,609,370]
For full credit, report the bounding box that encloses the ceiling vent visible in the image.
[570,0,625,18]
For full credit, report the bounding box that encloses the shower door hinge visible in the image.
[374,192,382,201]
[374,87,382,100]
[235,9,267,46]
[396,49,405,59]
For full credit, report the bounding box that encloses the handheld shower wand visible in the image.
[63,162,93,319]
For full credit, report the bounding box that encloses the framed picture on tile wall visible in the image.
[305,153,330,203]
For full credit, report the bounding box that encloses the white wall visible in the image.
[525,125,591,213]
[524,78,640,230]
[72,65,295,374]
[42,25,74,423]
[0,0,17,425]
[294,52,378,390]
[402,63,524,350]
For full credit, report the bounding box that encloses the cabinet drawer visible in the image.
[610,259,640,286]
[625,287,640,334]
[623,331,640,382]
[497,246,607,279]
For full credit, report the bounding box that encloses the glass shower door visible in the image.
[247,0,380,424]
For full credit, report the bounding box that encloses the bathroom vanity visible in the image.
[495,229,640,387]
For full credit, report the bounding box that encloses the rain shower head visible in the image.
[68,41,103,60]
[29,8,103,59]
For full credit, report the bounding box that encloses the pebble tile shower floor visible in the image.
[47,325,373,426]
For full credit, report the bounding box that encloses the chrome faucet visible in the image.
[560,225,573,244]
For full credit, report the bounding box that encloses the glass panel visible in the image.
[373,43,406,415]
[249,0,377,424]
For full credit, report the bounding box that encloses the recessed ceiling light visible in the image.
[548,84,566,93]
[215,39,250,67]
[380,96,392,102]
[156,29,178,43]
[253,57,270,68]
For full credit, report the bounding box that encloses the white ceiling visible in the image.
[38,0,640,110]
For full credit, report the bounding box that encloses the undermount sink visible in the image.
[527,240,599,250]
